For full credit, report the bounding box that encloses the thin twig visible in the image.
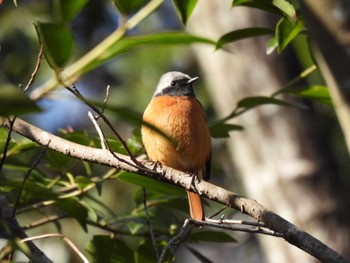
[88,111,107,149]
[65,84,141,166]
[12,140,50,218]
[21,233,89,263]
[24,44,44,92]
[102,85,110,114]
[22,215,69,231]
[195,219,281,237]
[0,117,16,171]
[207,206,227,219]
[143,188,159,260]
[158,219,193,263]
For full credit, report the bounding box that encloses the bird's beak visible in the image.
[187,77,199,84]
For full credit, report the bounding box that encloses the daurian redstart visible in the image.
[142,71,211,220]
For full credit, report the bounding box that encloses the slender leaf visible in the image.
[216,28,274,50]
[237,96,307,110]
[232,1,281,15]
[80,32,215,74]
[172,0,198,25]
[209,122,244,138]
[189,231,236,243]
[0,85,41,116]
[232,0,296,22]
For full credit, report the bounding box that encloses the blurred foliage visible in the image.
[0,0,341,262]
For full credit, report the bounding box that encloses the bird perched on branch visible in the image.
[141,71,212,220]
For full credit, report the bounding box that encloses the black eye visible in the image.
[170,81,176,87]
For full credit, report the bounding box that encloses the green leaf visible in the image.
[189,231,236,243]
[0,85,41,116]
[114,0,149,15]
[116,171,184,196]
[286,85,331,105]
[55,0,88,22]
[37,22,74,68]
[209,122,244,138]
[237,96,307,110]
[172,0,198,26]
[216,28,274,50]
[86,236,134,263]
[276,17,304,53]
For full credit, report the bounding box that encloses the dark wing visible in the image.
[204,151,211,181]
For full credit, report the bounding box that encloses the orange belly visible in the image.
[141,96,211,177]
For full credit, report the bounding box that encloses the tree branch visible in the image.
[1,117,349,263]
[0,195,53,263]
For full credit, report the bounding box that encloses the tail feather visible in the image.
[187,191,204,220]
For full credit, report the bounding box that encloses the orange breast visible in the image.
[142,96,211,177]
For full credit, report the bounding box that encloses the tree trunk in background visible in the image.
[188,1,350,262]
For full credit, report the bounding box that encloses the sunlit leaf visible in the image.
[266,36,278,54]
[172,0,198,25]
[79,32,215,75]
[286,85,331,105]
[272,0,296,22]
[0,85,41,116]
[116,171,184,196]
[86,236,134,263]
[209,122,244,138]
[216,28,274,50]
[237,96,307,110]
[232,0,296,22]
[232,0,280,15]
[37,22,74,68]
[189,231,236,243]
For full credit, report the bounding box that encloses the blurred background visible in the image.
[1,0,350,262]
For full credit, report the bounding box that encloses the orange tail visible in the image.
[187,191,204,220]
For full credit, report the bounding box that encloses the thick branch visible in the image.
[1,118,349,263]
[0,195,53,263]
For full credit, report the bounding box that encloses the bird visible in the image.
[141,71,211,221]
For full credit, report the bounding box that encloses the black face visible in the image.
[155,77,196,97]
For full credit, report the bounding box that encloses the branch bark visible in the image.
[1,117,349,263]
